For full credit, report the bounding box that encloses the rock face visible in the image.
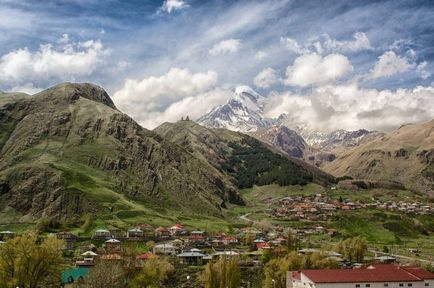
[0,83,245,222]
[251,126,336,167]
[324,120,434,196]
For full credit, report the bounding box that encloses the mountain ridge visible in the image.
[0,83,246,224]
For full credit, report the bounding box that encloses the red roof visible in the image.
[300,265,432,283]
[256,242,271,249]
[401,267,434,280]
[137,252,158,260]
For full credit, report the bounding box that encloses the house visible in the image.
[93,229,111,239]
[136,224,154,236]
[0,231,14,240]
[287,264,434,288]
[127,228,144,239]
[105,238,121,252]
[221,236,238,245]
[256,242,271,250]
[153,243,176,255]
[168,224,185,236]
[75,251,98,267]
[155,227,171,239]
[211,251,239,259]
[137,252,158,261]
[57,231,78,250]
[177,249,206,266]
[189,231,205,242]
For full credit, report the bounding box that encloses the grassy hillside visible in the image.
[155,120,335,190]
[0,83,245,230]
[324,120,434,196]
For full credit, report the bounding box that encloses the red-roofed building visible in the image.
[256,242,271,250]
[287,264,434,288]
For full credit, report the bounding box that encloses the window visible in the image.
[356,285,360,288]
[384,284,389,287]
[425,283,429,287]
[400,284,404,287]
[366,285,371,287]
[408,284,413,287]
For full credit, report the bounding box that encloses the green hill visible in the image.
[0,83,245,228]
[154,120,335,189]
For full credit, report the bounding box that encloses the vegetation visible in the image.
[84,260,126,288]
[132,257,174,288]
[203,257,240,288]
[263,251,338,288]
[0,235,64,288]
[226,137,313,188]
[334,236,368,263]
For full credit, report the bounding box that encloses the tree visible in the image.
[185,115,190,121]
[263,251,338,288]
[335,236,368,263]
[0,234,64,288]
[85,260,126,288]
[132,257,174,288]
[203,257,240,288]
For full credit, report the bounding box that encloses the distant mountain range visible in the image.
[197,86,434,196]
[197,86,385,166]
[324,120,434,196]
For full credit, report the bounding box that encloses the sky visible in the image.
[0,0,434,132]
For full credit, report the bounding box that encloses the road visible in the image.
[369,249,434,265]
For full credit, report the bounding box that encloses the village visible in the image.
[269,192,434,221]
[2,210,433,288]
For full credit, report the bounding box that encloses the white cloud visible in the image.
[265,83,434,132]
[323,32,371,52]
[0,35,107,86]
[280,37,309,54]
[255,51,268,60]
[253,67,279,89]
[367,50,414,79]
[113,68,219,128]
[417,61,431,80]
[280,32,371,55]
[284,53,353,87]
[139,88,231,129]
[11,83,42,95]
[209,39,242,56]
[159,0,189,13]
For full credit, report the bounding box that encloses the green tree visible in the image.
[335,236,368,263]
[0,234,64,288]
[132,257,174,288]
[203,257,240,288]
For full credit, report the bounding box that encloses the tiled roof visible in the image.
[300,265,434,283]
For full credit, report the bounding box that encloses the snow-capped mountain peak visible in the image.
[197,86,273,132]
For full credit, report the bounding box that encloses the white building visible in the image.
[288,264,434,288]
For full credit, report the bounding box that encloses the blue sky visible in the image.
[0,0,434,131]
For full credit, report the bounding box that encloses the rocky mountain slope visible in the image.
[0,83,246,223]
[251,126,336,167]
[295,126,385,152]
[154,120,335,187]
[323,120,434,196]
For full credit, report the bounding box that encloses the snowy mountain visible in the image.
[197,87,384,164]
[197,86,274,132]
[294,126,385,152]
